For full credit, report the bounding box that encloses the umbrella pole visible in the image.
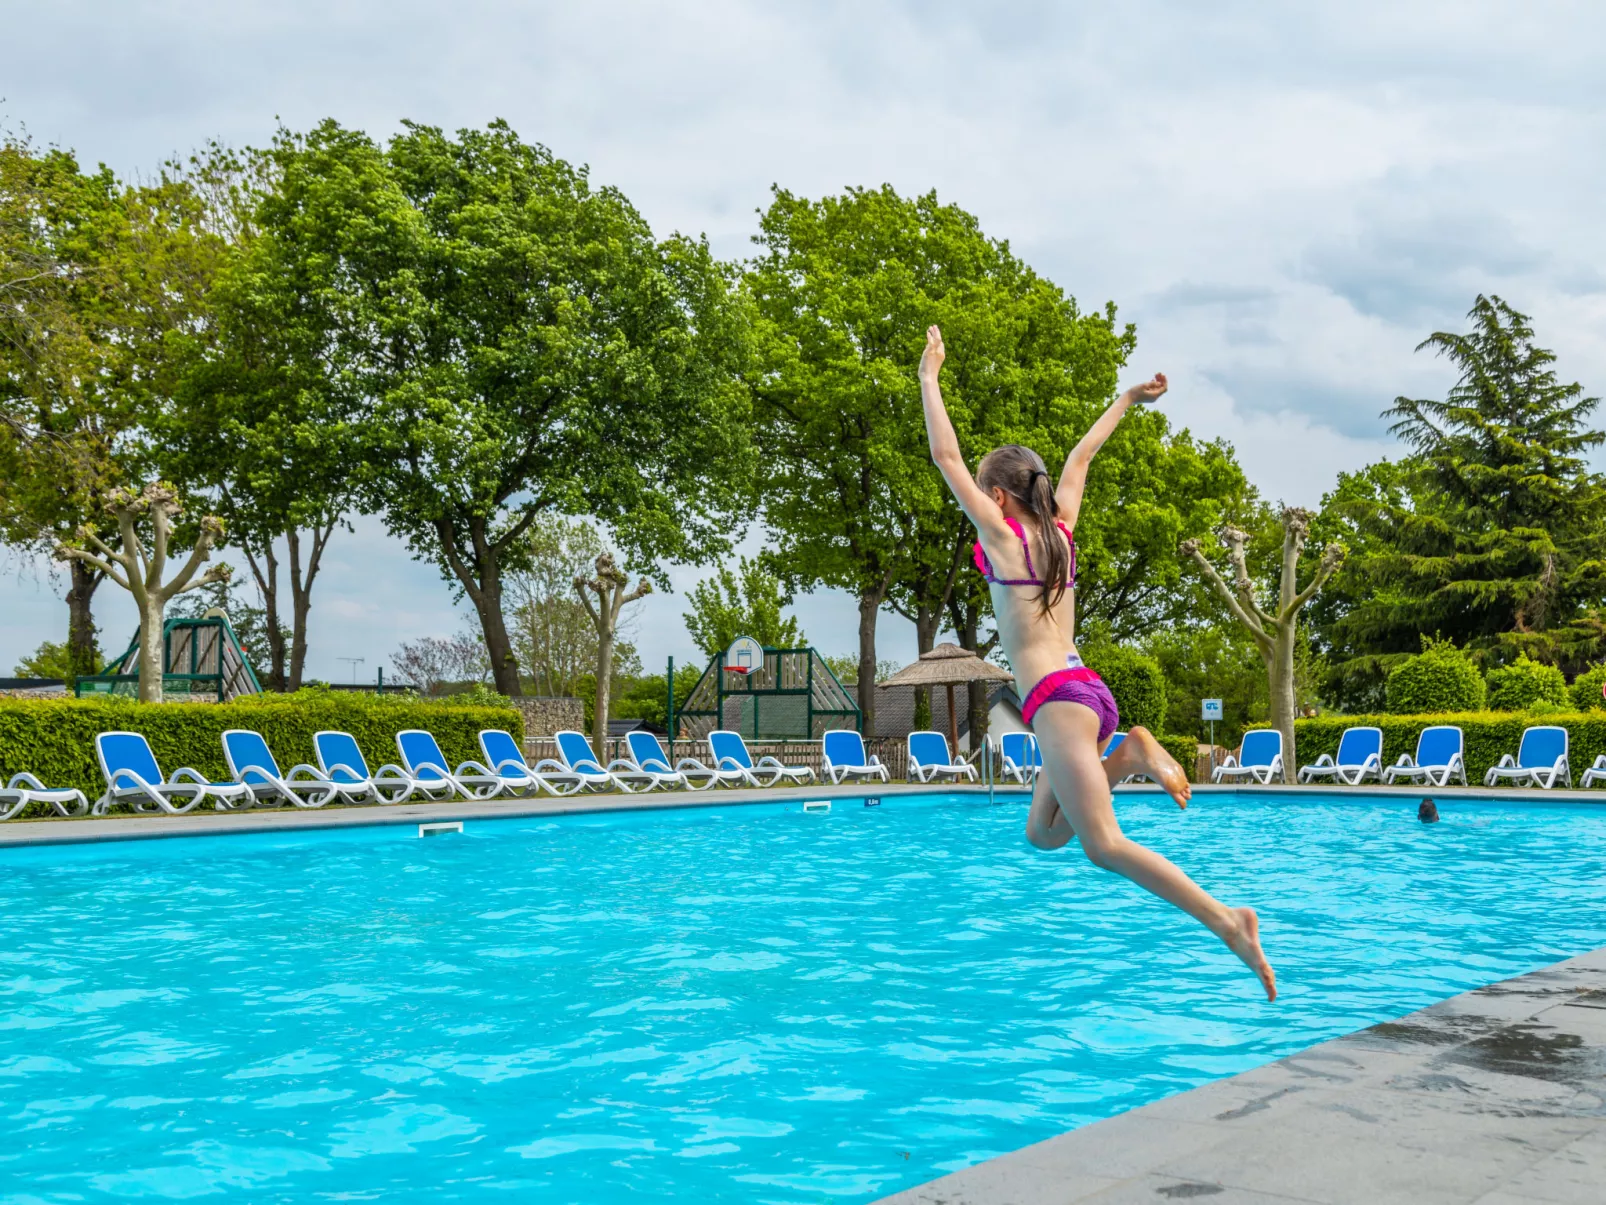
[947,683,959,755]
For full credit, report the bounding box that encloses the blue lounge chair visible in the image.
[553,731,656,792]
[1484,726,1571,790]
[709,730,815,787]
[397,730,502,800]
[95,730,251,814]
[625,732,730,791]
[998,732,1040,785]
[314,731,416,804]
[822,729,887,785]
[1,771,88,821]
[1382,726,1467,787]
[1583,754,1606,789]
[906,731,976,783]
[1212,729,1283,785]
[1298,726,1384,785]
[479,729,584,796]
[222,729,339,808]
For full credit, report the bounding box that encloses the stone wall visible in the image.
[510,696,585,740]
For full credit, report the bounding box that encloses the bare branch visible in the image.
[1278,506,1312,612]
[57,545,130,592]
[1288,541,1347,613]
[1217,524,1273,625]
[1181,538,1270,646]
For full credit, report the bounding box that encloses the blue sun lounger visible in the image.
[313,731,416,804]
[1382,726,1467,787]
[553,731,657,792]
[1298,726,1383,785]
[822,729,887,785]
[222,729,340,808]
[1484,725,1571,790]
[95,730,251,814]
[625,731,730,790]
[709,730,815,787]
[998,732,1040,785]
[397,730,503,800]
[1,771,88,821]
[1212,729,1283,785]
[906,731,975,783]
[479,729,585,796]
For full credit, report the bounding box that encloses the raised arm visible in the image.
[920,326,1011,541]
[1055,373,1167,528]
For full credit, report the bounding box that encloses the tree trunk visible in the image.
[912,602,941,732]
[1270,625,1299,783]
[857,590,881,738]
[437,517,523,697]
[286,522,334,691]
[594,625,615,757]
[244,542,286,691]
[136,590,164,704]
[66,560,102,683]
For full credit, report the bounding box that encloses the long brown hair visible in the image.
[976,444,1069,616]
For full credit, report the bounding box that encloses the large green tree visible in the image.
[682,556,805,659]
[0,135,220,680]
[746,185,1137,735]
[159,143,356,690]
[260,120,754,695]
[1315,296,1606,693]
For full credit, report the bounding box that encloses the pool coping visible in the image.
[874,944,1606,1204]
[1,778,1603,848]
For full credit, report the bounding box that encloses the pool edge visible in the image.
[873,943,1606,1204]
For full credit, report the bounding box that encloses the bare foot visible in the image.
[1117,728,1193,810]
[1223,906,1277,1002]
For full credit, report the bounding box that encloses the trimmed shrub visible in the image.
[1262,711,1606,786]
[1158,733,1201,781]
[1569,663,1606,712]
[1081,644,1167,734]
[0,690,522,810]
[1385,639,1486,714]
[1485,654,1568,712]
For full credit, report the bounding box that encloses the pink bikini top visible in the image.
[973,517,1077,588]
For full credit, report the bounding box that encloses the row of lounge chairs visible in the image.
[0,727,927,819]
[1213,724,1597,791]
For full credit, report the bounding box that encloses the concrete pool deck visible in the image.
[0,778,1601,848]
[877,946,1606,1205]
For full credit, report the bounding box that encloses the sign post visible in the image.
[1201,698,1224,776]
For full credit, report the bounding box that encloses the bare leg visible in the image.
[1029,702,1275,1001]
[1101,726,1193,809]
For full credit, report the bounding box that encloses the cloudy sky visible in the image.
[3,0,1602,682]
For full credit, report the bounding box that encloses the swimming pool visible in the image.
[4,790,1605,1203]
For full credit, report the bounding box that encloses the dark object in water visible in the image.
[1418,798,1439,824]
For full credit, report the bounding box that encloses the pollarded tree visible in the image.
[575,553,652,754]
[261,120,753,696]
[56,483,232,702]
[1182,508,1345,782]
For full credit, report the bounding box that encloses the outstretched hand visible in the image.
[920,325,945,378]
[1127,372,1168,404]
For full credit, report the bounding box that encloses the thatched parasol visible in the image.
[878,643,1014,752]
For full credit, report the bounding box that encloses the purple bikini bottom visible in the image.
[1020,667,1120,743]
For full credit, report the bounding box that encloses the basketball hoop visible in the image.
[724,635,763,676]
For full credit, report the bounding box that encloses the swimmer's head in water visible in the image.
[976,444,1068,617]
[1418,798,1439,823]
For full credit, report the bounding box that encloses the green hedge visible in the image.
[1256,712,1606,786]
[1159,733,1200,781]
[0,692,523,810]
[1082,644,1167,733]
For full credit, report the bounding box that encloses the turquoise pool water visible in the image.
[4,791,1606,1203]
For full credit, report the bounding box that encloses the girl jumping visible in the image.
[919,326,1275,1001]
